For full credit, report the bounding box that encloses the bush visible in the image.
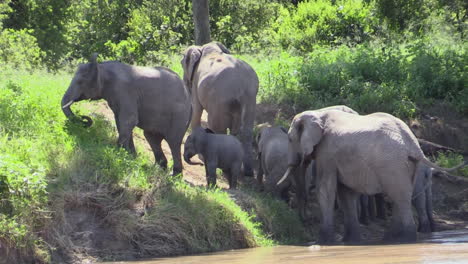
[0,29,43,69]
[436,152,468,177]
[274,0,377,51]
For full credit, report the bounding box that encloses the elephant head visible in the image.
[277,112,323,219]
[61,53,103,127]
[181,42,230,90]
[183,127,210,166]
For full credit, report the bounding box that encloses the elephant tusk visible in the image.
[277,167,293,186]
[62,100,74,109]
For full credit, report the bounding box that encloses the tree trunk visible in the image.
[192,0,211,45]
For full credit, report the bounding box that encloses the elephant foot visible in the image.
[383,225,417,243]
[359,216,370,226]
[156,160,168,170]
[244,167,254,177]
[343,230,361,244]
[417,222,432,233]
[172,168,183,177]
[318,228,335,245]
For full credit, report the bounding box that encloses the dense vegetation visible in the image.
[0,0,466,262]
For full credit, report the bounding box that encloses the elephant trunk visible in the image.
[61,90,93,127]
[184,152,204,166]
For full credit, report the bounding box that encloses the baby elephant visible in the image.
[256,125,290,199]
[184,127,244,189]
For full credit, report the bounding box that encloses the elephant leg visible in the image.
[368,195,377,221]
[375,193,386,220]
[425,178,435,232]
[118,128,136,154]
[384,186,416,243]
[257,153,264,186]
[166,135,184,176]
[205,162,217,188]
[413,192,431,233]
[359,195,370,226]
[116,111,137,154]
[227,164,240,189]
[317,167,338,244]
[338,184,361,243]
[144,131,167,170]
[239,102,255,177]
[190,97,203,129]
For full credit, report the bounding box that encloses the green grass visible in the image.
[0,65,307,262]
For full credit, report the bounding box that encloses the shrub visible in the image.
[436,152,468,177]
[274,0,377,51]
[0,29,43,69]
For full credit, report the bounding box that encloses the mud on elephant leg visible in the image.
[144,131,168,170]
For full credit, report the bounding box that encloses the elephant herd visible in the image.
[61,42,467,245]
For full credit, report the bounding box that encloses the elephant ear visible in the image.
[297,115,323,158]
[183,47,202,85]
[88,52,102,93]
[213,41,230,54]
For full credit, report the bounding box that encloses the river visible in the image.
[106,229,468,264]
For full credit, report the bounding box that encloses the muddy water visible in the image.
[107,229,468,264]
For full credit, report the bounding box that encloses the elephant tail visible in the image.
[417,156,468,172]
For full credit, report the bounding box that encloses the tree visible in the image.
[192,0,211,45]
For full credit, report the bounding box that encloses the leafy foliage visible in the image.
[0,29,43,68]
[273,0,377,51]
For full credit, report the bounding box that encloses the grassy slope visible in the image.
[0,66,308,263]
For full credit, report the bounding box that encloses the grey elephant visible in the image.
[61,54,191,175]
[295,105,359,220]
[181,41,258,177]
[361,164,435,232]
[184,127,244,189]
[278,109,467,244]
[256,125,290,199]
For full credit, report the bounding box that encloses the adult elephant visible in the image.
[278,110,467,244]
[61,54,191,175]
[181,41,259,176]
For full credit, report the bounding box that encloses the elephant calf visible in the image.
[61,54,191,175]
[256,125,291,198]
[184,127,244,189]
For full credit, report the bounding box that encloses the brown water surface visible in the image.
[107,229,468,264]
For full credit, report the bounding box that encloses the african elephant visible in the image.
[294,105,359,220]
[184,127,243,189]
[61,54,191,175]
[256,125,291,198]
[360,164,435,233]
[181,41,258,177]
[278,110,467,244]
